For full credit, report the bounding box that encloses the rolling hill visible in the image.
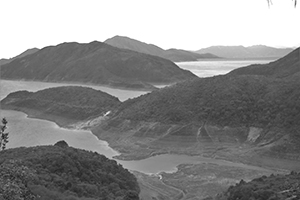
[104,35,219,62]
[229,47,300,78]
[196,45,294,59]
[0,48,39,66]
[0,142,140,200]
[0,41,196,90]
[0,86,121,127]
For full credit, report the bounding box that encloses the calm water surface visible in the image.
[0,59,276,174]
[177,59,275,77]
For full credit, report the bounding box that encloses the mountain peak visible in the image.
[1,41,196,90]
[105,35,219,62]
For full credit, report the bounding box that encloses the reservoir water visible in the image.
[177,58,274,77]
[0,59,276,174]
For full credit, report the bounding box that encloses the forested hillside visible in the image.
[0,86,121,126]
[0,142,140,200]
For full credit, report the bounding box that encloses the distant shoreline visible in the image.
[0,78,158,92]
[176,57,277,64]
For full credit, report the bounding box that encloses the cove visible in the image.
[0,79,276,175]
[1,109,274,175]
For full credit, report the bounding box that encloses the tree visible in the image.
[0,118,9,150]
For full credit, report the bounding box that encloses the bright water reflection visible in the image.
[177,59,275,77]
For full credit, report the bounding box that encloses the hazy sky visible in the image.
[1,0,299,58]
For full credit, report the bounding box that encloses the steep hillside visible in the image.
[0,48,39,66]
[0,86,121,127]
[92,74,300,165]
[229,47,300,78]
[0,142,140,200]
[196,45,294,59]
[104,35,219,62]
[91,46,299,163]
[108,75,300,127]
[0,41,196,90]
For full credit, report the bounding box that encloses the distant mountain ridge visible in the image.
[0,41,196,90]
[104,35,219,62]
[196,45,294,59]
[0,48,39,66]
[229,47,300,78]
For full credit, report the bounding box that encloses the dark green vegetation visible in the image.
[0,118,9,150]
[0,142,140,200]
[0,41,196,90]
[229,47,300,79]
[110,75,300,128]
[196,45,294,59]
[105,35,219,62]
[0,86,120,127]
[215,172,300,200]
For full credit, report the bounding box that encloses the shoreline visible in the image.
[1,109,292,200]
[1,107,298,173]
[0,78,157,92]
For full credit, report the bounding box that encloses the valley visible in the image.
[1,48,299,199]
[1,0,299,199]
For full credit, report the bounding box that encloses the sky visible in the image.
[0,0,299,59]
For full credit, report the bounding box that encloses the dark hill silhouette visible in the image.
[229,47,300,78]
[0,48,39,66]
[0,41,196,90]
[0,144,139,199]
[104,35,219,62]
[196,45,294,59]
